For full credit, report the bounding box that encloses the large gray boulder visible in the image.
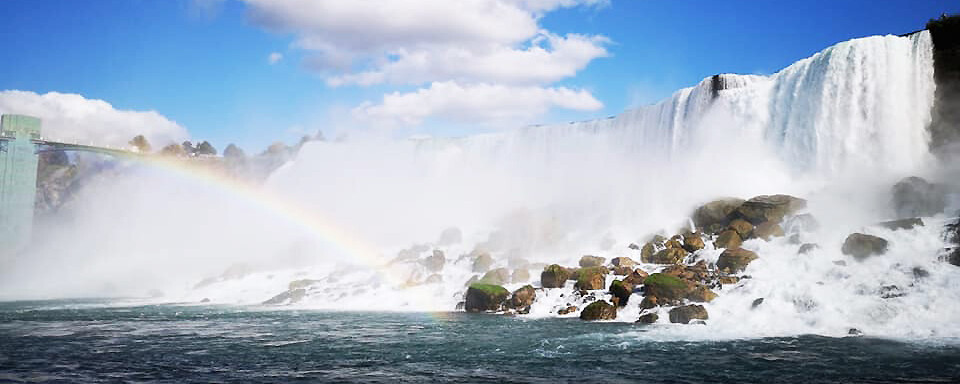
[892,177,947,218]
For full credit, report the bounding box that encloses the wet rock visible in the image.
[623,269,649,286]
[751,298,764,309]
[511,268,530,283]
[579,300,617,321]
[579,255,606,268]
[506,285,536,310]
[480,268,511,285]
[540,264,571,288]
[651,247,688,264]
[784,213,820,233]
[913,267,930,279]
[437,227,462,245]
[892,176,947,219]
[472,252,495,272]
[713,230,743,250]
[665,237,684,249]
[718,275,740,285]
[878,218,924,231]
[753,221,785,240]
[639,296,659,309]
[263,288,307,305]
[609,280,632,307]
[727,218,754,239]
[847,328,863,336]
[735,194,807,225]
[421,250,446,272]
[717,248,759,273]
[557,305,578,315]
[685,286,717,303]
[628,243,640,250]
[465,284,509,312]
[841,233,889,260]
[575,266,608,290]
[682,233,706,253]
[668,304,709,324]
[643,273,691,302]
[692,198,745,232]
[611,257,637,268]
[798,243,819,255]
[637,313,659,324]
[612,265,633,275]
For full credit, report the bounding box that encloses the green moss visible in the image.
[643,273,686,289]
[468,283,508,297]
[544,264,567,275]
[576,266,607,285]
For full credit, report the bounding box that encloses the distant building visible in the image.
[0,114,41,253]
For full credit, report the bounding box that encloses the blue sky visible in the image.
[0,0,956,151]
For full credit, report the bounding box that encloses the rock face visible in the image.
[693,198,745,232]
[713,230,743,250]
[892,177,946,219]
[472,253,495,272]
[579,300,617,321]
[669,304,709,324]
[506,285,536,312]
[465,284,509,312]
[735,194,806,224]
[541,264,571,288]
[878,218,924,230]
[480,268,511,285]
[575,266,608,290]
[609,280,632,306]
[716,248,759,273]
[422,250,446,272]
[841,233,889,260]
[643,273,690,302]
[579,255,606,268]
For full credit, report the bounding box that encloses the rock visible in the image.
[640,242,656,263]
[480,268,511,285]
[643,273,691,302]
[472,252,495,272]
[727,219,754,239]
[579,300,617,321]
[425,274,443,284]
[465,284,509,312]
[878,218,925,230]
[511,268,530,283]
[288,279,320,290]
[612,265,634,275]
[913,267,930,279]
[798,243,819,254]
[947,219,960,266]
[841,233,889,260]
[784,213,820,233]
[685,286,717,303]
[506,285,536,310]
[628,243,640,250]
[540,264,571,288]
[639,296,659,309]
[557,305,578,315]
[692,198,745,232]
[848,328,863,336]
[753,221,784,240]
[263,288,307,305]
[611,256,637,268]
[668,304,709,324]
[734,194,807,225]
[717,248,759,273]
[713,230,743,250]
[637,313,659,324]
[718,275,740,285]
[665,237,684,249]
[421,250,446,272]
[751,298,764,308]
[200,298,211,303]
[463,275,480,287]
[437,227,462,245]
[651,247,688,264]
[575,266,608,290]
[623,269,649,286]
[682,233,706,253]
[609,280,632,306]
[892,176,947,219]
[579,255,606,268]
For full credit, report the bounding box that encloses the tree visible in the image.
[195,141,217,156]
[223,143,245,159]
[129,135,152,153]
[160,143,186,156]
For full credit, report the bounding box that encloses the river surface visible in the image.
[1,299,959,383]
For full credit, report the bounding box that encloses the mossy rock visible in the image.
[609,279,632,307]
[540,264,571,288]
[579,300,617,321]
[643,273,690,301]
[575,266,608,290]
[506,284,536,311]
[465,284,509,312]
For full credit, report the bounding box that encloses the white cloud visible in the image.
[268,52,283,65]
[0,90,189,148]
[352,81,603,127]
